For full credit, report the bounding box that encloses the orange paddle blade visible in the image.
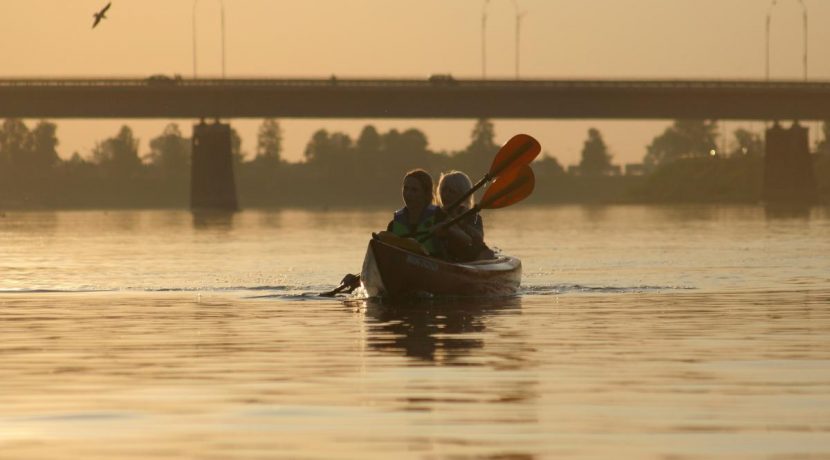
[481,164,535,209]
[488,134,541,178]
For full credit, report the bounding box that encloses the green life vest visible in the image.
[390,205,441,257]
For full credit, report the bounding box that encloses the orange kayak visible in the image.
[360,237,522,298]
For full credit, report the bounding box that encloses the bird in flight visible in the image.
[92,2,111,29]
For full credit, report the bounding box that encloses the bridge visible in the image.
[1,77,823,208]
[1,77,829,120]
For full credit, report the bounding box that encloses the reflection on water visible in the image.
[359,296,522,362]
[764,202,813,220]
[0,210,59,235]
[107,210,141,232]
[578,204,611,221]
[256,209,283,228]
[191,210,235,229]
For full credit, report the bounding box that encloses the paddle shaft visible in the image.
[415,205,481,243]
[415,164,534,242]
[444,173,491,216]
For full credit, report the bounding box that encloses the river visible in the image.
[1,205,828,458]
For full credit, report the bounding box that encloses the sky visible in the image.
[3,0,829,166]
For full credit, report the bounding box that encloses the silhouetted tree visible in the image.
[353,125,384,178]
[68,152,85,165]
[237,119,283,203]
[579,128,612,175]
[0,119,59,187]
[377,128,433,177]
[468,118,497,155]
[0,118,33,169]
[304,129,329,163]
[147,123,190,179]
[535,153,566,177]
[730,128,764,157]
[451,119,498,176]
[388,129,429,158]
[304,129,353,164]
[328,132,353,158]
[92,125,142,178]
[644,120,718,167]
[255,118,282,164]
[356,125,382,157]
[31,121,60,170]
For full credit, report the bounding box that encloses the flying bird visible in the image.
[92,2,111,29]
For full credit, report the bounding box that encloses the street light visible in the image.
[481,0,490,79]
[511,0,526,79]
[193,0,226,79]
[482,0,528,79]
[766,0,807,80]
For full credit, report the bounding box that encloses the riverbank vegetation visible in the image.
[0,118,828,209]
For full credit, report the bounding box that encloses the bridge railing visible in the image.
[0,78,829,91]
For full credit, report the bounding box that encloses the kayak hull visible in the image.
[360,239,521,298]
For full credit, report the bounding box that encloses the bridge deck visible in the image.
[1,78,828,120]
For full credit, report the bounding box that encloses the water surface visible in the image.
[1,206,828,458]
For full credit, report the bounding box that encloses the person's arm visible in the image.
[445,225,473,247]
[431,209,473,248]
[460,214,484,245]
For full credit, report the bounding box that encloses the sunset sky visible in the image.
[3,0,828,166]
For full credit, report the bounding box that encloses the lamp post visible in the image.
[192,0,226,79]
[766,0,807,81]
[481,0,490,79]
[511,0,526,79]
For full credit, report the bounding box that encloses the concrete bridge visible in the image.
[2,77,825,207]
[0,77,829,120]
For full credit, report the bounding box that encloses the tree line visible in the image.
[1,117,828,208]
[0,118,529,208]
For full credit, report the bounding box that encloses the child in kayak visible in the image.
[386,169,443,257]
[435,171,495,262]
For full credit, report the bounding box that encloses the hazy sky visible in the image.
[3,0,828,165]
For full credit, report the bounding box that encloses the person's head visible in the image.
[402,169,434,211]
[438,170,474,211]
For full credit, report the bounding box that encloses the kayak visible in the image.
[360,236,522,299]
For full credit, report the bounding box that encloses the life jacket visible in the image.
[390,205,441,256]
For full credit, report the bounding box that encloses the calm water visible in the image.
[1,206,829,459]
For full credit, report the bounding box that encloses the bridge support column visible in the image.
[190,120,238,211]
[762,122,817,203]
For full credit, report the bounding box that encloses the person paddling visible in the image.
[387,169,443,257]
[322,134,541,296]
[321,168,440,296]
[435,171,495,262]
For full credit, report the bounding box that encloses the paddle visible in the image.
[320,273,361,297]
[373,231,430,255]
[417,164,535,241]
[444,133,540,215]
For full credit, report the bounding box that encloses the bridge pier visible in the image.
[763,122,817,204]
[190,120,238,211]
